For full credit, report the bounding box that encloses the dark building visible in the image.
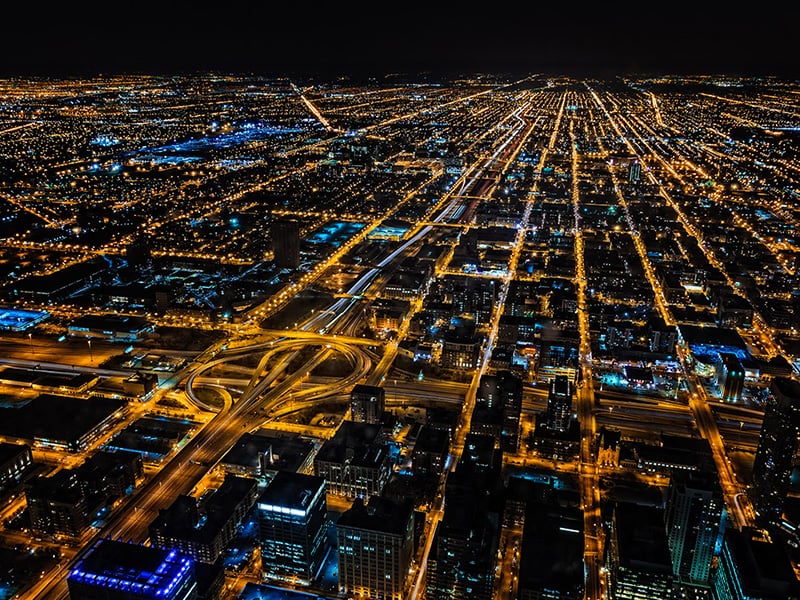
[75,449,143,499]
[712,528,800,599]
[606,503,675,599]
[350,384,385,425]
[715,352,744,403]
[532,375,580,459]
[473,370,523,452]
[0,442,32,488]
[665,470,724,588]
[517,499,584,600]
[271,218,301,269]
[0,394,127,453]
[314,421,391,499]
[67,538,197,600]
[26,470,93,539]
[716,294,754,329]
[336,496,414,600]
[460,433,502,476]
[149,475,258,564]
[411,426,450,476]
[546,375,573,433]
[623,434,715,476]
[257,471,329,585]
[426,468,501,599]
[440,323,482,370]
[123,372,159,399]
[751,377,800,528]
[219,431,315,480]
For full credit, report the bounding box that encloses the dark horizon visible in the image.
[1,3,797,78]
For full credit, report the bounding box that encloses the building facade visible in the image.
[665,470,724,587]
[350,384,385,425]
[257,471,329,585]
[337,496,414,600]
[751,377,800,528]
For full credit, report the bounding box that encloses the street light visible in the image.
[88,339,94,364]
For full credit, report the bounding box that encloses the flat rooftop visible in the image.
[68,539,193,596]
[258,471,326,512]
[0,394,125,448]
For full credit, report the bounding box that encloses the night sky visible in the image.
[1,3,797,78]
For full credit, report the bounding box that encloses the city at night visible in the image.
[0,6,799,600]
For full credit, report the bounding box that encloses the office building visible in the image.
[350,384,385,425]
[26,470,92,539]
[532,374,580,460]
[67,538,197,600]
[606,503,675,599]
[411,425,450,476]
[257,471,329,585]
[751,377,800,528]
[271,218,301,268]
[314,421,390,498]
[440,326,482,370]
[426,468,501,599]
[712,528,800,599]
[518,499,584,600]
[665,470,724,587]
[0,441,32,487]
[628,159,641,182]
[473,370,523,452]
[546,375,572,432]
[337,496,414,600]
[150,475,258,564]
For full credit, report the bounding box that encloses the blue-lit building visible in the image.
[0,307,49,331]
[665,470,724,590]
[712,528,800,599]
[257,471,329,585]
[67,539,197,600]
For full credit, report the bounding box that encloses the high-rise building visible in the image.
[473,370,523,452]
[426,469,501,599]
[712,528,800,599]
[546,375,573,433]
[628,160,641,182]
[270,218,301,269]
[751,377,800,528]
[665,470,724,588]
[26,470,91,539]
[533,375,581,461]
[336,496,414,600]
[518,497,584,600]
[67,539,197,600]
[256,471,329,585]
[606,503,675,599]
[314,421,390,499]
[350,384,385,424]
